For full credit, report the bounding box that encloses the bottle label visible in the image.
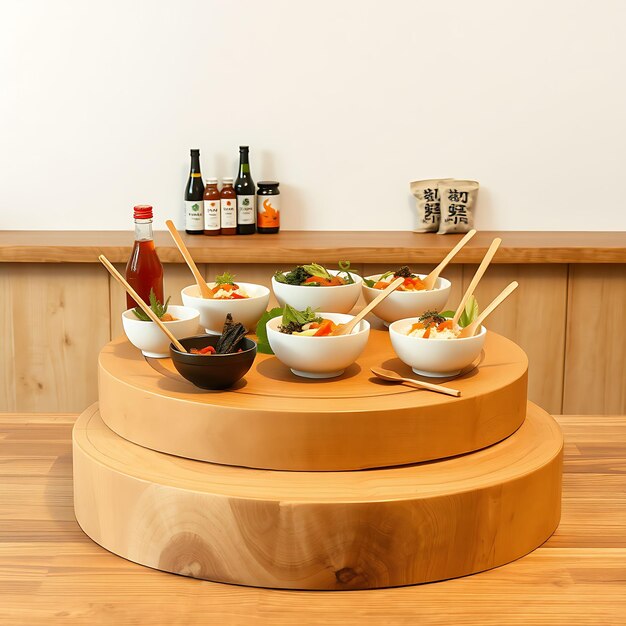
[257,195,280,229]
[237,195,256,225]
[185,200,204,231]
[221,198,237,228]
[204,199,220,231]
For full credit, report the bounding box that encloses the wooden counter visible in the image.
[1,230,624,415]
[1,412,624,625]
[1,230,625,263]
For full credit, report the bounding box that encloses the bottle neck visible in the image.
[190,154,201,175]
[134,219,154,241]
[238,150,250,175]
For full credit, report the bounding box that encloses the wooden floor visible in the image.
[0,414,625,626]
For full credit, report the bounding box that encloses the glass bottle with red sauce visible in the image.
[220,178,237,235]
[125,205,164,309]
[203,178,221,236]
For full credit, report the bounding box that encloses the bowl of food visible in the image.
[271,262,362,314]
[122,300,200,358]
[266,306,370,378]
[362,266,451,325]
[181,272,270,334]
[170,315,257,390]
[389,312,486,377]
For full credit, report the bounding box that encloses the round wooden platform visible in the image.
[98,329,528,470]
[73,402,562,590]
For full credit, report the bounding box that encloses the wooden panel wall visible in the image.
[1,262,625,415]
[0,264,110,412]
[563,264,626,414]
[460,264,568,414]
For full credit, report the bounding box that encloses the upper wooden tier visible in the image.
[1,230,624,263]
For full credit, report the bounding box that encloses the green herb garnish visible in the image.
[301,263,332,280]
[363,277,376,287]
[281,304,322,327]
[337,260,356,284]
[274,261,356,286]
[132,289,171,321]
[274,266,311,285]
[279,304,323,334]
[255,307,283,354]
[215,271,236,286]
[440,296,479,328]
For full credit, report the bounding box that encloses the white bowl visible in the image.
[362,274,451,325]
[181,283,270,335]
[272,270,362,314]
[122,305,200,358]
[267,312,370,378]
[389,318,486,377]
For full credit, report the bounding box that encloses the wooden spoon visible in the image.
[165,220,212,299]
[98,254,187,353]
[452,237,502,327]
[458,281,519,338]
[422,229,476,290]
[371,367,461,397]
[332,276,405,336]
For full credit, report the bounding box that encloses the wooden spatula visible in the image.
[371,367,461,397]
[422,229,476,290]
[332,276,405,336]
[165,220,212,299]
[452,237,502,327]
[458,281,519,338]
[99,254,187,352]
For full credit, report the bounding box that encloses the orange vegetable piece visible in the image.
[423,326,431,339]
[410,322,425,332]
[411,277,426,291]
[437,320,454,332]
[374,281,390,290]
[314,319,336,336]
[303,275,345,287]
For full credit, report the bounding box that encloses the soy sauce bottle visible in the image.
[184,149,204,234]
[235,146,256,234]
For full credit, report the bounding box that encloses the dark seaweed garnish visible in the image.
[215,314,248,354]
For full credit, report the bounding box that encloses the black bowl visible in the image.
[169,335,256,390]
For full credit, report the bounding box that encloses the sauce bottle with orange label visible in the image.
[220,178,237,235]
[203,178,221,236]
[257,181,280,233]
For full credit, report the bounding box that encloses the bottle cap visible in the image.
[190,149,200,156]
[133,205,153,219]
[239,146,249,151]
[222,177,234,184]
[205,178,218,184]
[258,181,279,187]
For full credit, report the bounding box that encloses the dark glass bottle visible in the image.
[184,149,204,234]
[257,181,280,234]
[235,146,256,234]
[125,205,164,309]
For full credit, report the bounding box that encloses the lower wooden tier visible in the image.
[73,402,563,590]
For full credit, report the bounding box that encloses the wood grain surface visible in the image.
[73,403,562,590]
[461,263,568,413]
[1,230,625,263]
[0,412,624,624]
[0,263,110,412]
[98,330,528,470]
[563,264,626,414]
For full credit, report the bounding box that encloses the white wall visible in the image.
[1,0,625,232]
